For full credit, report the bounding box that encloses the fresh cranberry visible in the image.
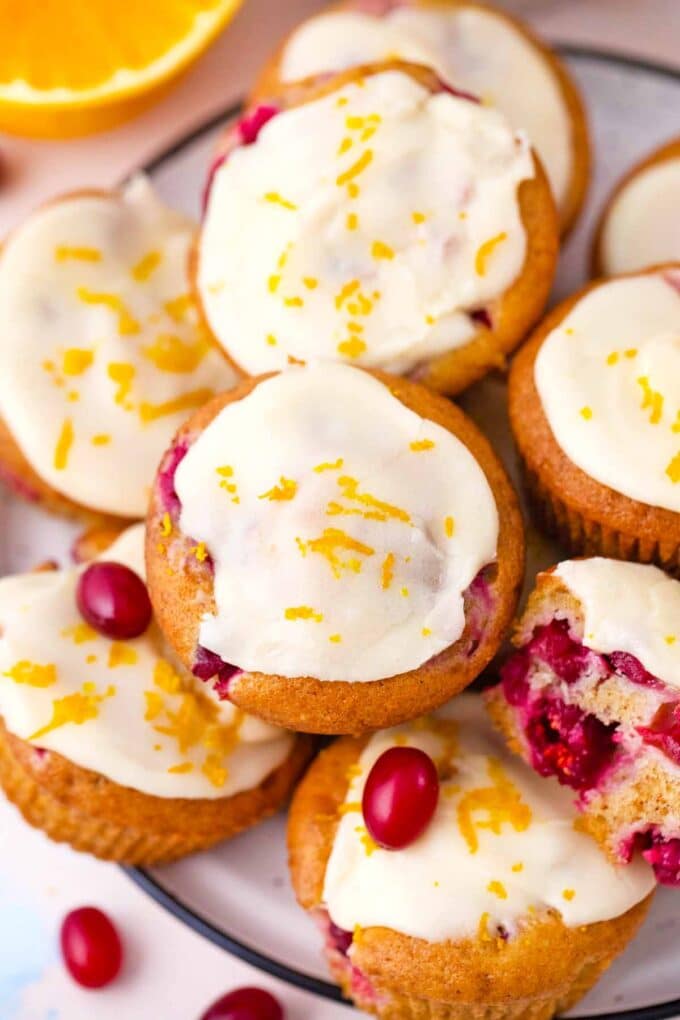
[76,562,152,640]
[524,696,617,792]
[60,907,123,989]
[329,921,353,955]
[362,746,439,849]
[199,987,283,1020]
[638,701,680,766]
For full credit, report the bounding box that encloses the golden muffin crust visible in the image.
[146,369,525,735]
[194,59,559,397]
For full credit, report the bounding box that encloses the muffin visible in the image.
[487,557,680,886]
[288,693,654,1019]
[508,266,680,575]
[0,175,237,524]
[196,61,558,396]
[0,524,310,864]
[146,362,525,734]
[593,136,680,276]
[252,0,590,234]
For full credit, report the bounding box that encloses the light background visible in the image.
[0,1,678,1018]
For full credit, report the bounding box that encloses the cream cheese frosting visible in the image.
[278,6,572,214]
[0,175,237,518]
[323,694,655,941]
[0,525,293,799]
[555,558,680,689]
[173,363,499,681]
[600,156,680,275]
[534,271,680,512]
[199,69,533,375]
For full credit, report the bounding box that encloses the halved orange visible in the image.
[0,0,243,138]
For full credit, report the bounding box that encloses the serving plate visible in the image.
[2,45,679,1020]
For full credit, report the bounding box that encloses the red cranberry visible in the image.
[200,987,284,1020]
[60,907,123,989]
[76,562,152,639]
[362,746,439,850]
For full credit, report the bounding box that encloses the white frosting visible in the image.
[0,525,293,799]
[600,155,680,275]
[199,70,533,375]
[555,558,680,689]
[174,364,498,681]
[279,7,572,214]
[323,694,654,941]
[0,176,237,518]
[534,271,680,512]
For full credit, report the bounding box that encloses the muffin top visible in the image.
[323,695,655,942]
[171,363,499,682]
[0,176,236,518]
[599,146,680,275]
[0,525,293,799]
[552,558,680,689]
[199,68,534,375]
[534,269,680,512]
[276,4,572,214]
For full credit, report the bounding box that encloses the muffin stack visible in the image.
[0,3,679,1018]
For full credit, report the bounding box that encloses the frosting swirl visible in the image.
[173,364,499,682]
[534,271,680,512]
[323,695,655,941]
[0,176,237,517]
[199,69,533,375]
[0,525,293,799]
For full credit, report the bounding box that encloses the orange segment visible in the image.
[0,0,243,137]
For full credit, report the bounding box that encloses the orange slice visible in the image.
[0,0,243,138]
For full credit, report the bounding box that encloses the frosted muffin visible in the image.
[509,266,680,574]
[593,136,680,276]
[196,62,558,396]
[0,176,237,523]
[253,0,590,234]
[0,524,310,864]
[146,363,524,734]
[487,558,680,886]
[288,694,654,1020]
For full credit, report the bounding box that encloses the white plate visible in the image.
[3,46,680,1020]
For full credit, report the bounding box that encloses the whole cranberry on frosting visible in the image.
[362,745,439,850]
[76,561,152,640]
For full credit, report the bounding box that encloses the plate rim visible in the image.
[125,45,680,1019]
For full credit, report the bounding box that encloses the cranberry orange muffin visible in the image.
[197,62,558,396]
[509,266,680,574]
[487,558,680,886]
[146,363,524,734]
[288,694,654,1019]
[593,136,680,276]
[0,176,237,524]
[0,524,310,864]
[253,0,589,234]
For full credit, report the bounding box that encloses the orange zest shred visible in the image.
[380,552,395,590]
[474,232,507,276]
[296,528,374,579]
[259,476,297,501]
[3,660,57,687]
[456,758,532,854]
[132,250,162,282]
[139,388,213,423]
[284,605,324,622]
[54,418,75,470]
[29,683,115,741]
[76,287,140,335]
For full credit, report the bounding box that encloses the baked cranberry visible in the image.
[638,701,680,765]
[525,696,617,792]
[362,746,439,850]
[76,562,152,639]
[609,650,664,690]
[329,921,353,955]
[60,907,123,989]
[200,987,284,1020]
[238,105,279,145]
